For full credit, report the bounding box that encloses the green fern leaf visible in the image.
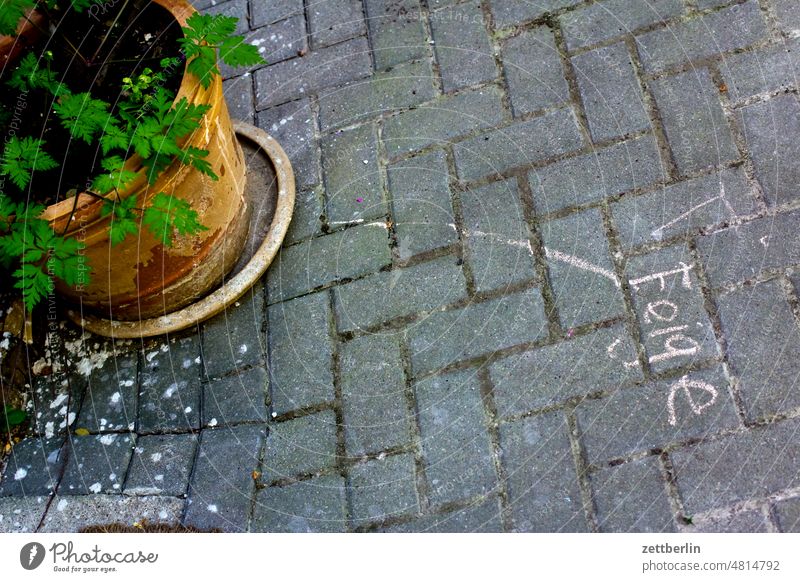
[0,0,36,37]
[14,263,52,311]
[0,137,58,190]
[142,192,207,247]
[53,92,114,143]
[220,35,264,68]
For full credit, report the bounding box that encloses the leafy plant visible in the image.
[1,137,58,190]
[180,13,262,89]
[0,1,265,312]
[1,406,27,432]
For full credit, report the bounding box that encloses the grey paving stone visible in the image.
[334,256,468,332]
[40,495,184,533]
[406,288,548,375]
[0,437,64,497]
[541,207,626,328]
[255,37,372,109]
[139,336,201,433]
[124,434,198,497]
[0,496,47,532]
[720,38,800,103]
[561,0,683,50]
[591,457,675,532]
[773,0,800,34]
[671,417,800,514]
[415,369,497,506]
[775,497,800,532]
[340,335,411,457]
[201,284,266,378]
[381,498,503,532]
[716,279,800,422]
[349,453,420,525]
[60,433,134,495]
[696,210,800,288]
[430,1,496,92]
[502,26,569,117]
[490,0,582,28]
[222,15,306,79]
[184,425,265,532]
[500,411,588,532]
[626,244,718,373]
[321,124,385,224]
[428,0,461,7]
[572,42,650,142]
[251,474,347,532]
[695,0,736,8]
[77,350,137,433]
[204,366,268,426]
[308,0,366,48]
[191,0,220,11]
[284,186,324,244]
[689,509,769,532]
[530,134,664,214]
[73,352,138,432]
[387,150,457,259]
[364,0,428,70]
[250,0,304,27]
[740,94,800,206]
[268,292,335,415]
[491,323,643,418]
[266,221,392,303]
[635,0,767,73]
[461,179,537,292]
[576,366,740,463]
[383,85,505,157]
[318,59,436,130]
[28,374,84,439]
[263,411,338,479]
[611,166,757,249]
[205,0,249,34]
[454,108,583,181]
[650,68,739,175]
[222,75,255,124]
[257,98,320,190]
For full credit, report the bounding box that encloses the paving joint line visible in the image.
[657,451,691,529]
[687,240,751,428]
[600,203,654,378]
[566,407,600,532]
[476,366,514,531]
[516,174,564,339]
[324,287,355,532]
[708,62,771,211]
[625,36,681,182]
[419,0,446,96]
[398,334,433,513]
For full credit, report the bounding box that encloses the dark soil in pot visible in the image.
[0,0,183,206]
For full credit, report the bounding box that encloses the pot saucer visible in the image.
[66,121,295,338]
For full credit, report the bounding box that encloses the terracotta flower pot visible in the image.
[0,9,45,69]
[40,0,251,321]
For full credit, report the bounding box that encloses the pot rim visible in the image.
[40,0,207,228]
[67,121,296,338]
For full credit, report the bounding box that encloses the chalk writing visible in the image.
[629,262,694,291]
[606,337,638,369]
[544,248,621,287]
[667,376,718,426]
[630,262,702,367]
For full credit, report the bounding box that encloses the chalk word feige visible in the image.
[631,262,701,366]
[607,262,720,425]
